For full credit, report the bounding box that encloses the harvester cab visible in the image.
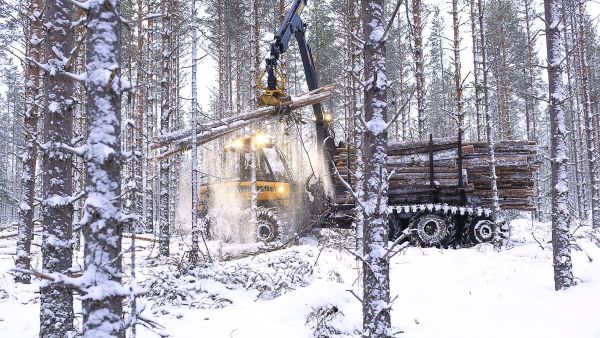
[198,132,300,242]
[224,132,294,208]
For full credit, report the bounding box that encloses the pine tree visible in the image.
[575,0,599,229]
[80,0,126,335]
[543,0,575,291]
[470,0,483,141]
[159,0,172,256]
[14,0,42,284]
[426,7,454,139]
[190,0,200,261]
[412,0,426,139]
[361,0,391,336]
[40,0,75,336]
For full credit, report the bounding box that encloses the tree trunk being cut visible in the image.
[152,84,335,160]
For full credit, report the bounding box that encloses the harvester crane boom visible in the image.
[261,0,332,160]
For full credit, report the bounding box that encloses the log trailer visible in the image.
[252,0,537,246]
[159,0,538,247]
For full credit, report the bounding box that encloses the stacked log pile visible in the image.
[332,138,538,211]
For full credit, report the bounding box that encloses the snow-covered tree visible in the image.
[79,0,126,336]
[543,0,575,290]
[14,0,41,283]
[39,1,76,336]
[360,0,391,336]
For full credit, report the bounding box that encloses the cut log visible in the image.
[152,84,336,160]
[333,138,538,211]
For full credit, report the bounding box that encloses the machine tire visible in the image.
[468,217,495,244]
[256,208,281,243]
[440,214,458,247]
[410,212,450,247]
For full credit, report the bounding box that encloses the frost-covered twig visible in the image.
[531,232,545,250]
[383,230,409,260]
[346,289,363,303]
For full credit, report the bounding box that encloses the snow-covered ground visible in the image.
[1,218,599,338]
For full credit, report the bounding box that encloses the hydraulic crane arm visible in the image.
[261,0,332,161]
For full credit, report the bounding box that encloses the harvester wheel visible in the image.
[410,212,450,247]
[440,214,458,247]
[468,217,495,244]
[255,208,281,243]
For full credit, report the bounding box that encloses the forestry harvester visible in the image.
[156,0,539,247]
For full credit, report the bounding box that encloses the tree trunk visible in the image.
[81,1,125,336]
[470,0,483,142]
[190,0,200,260]
[452,0,464,132]
[361,1,391,336]
[159,0,172,256]
[561,1,584,221]
[146,0,155,233]
[40,0,75,336]
[544,0,575,290]
[135,0,145,232]
[478,0,501,233]
[351,0,364,254]
[15,0,42,284]
[251,0,260,101]
[576,0,599,228]
[412,0,426,139]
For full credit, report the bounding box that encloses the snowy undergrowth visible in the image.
[1,220,600,337]
[141,247,315,316]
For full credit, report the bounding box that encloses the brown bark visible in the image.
[40,0,75,335]
[413,0,426,139]
[15,0,43,284]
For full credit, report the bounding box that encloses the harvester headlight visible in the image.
[277,186,286,193]
[324,113,333,123]
[253,133,272,148]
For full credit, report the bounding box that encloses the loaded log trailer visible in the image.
[327,135,538,247]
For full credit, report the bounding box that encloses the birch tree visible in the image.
[39,0,75,335]
[543,0,575,290]
[361,0,391,335]
[79,0,126,335]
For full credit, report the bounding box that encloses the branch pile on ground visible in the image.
[332,139,538,210]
